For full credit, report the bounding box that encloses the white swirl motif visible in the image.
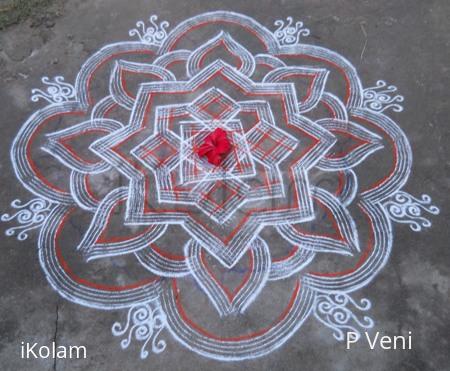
[31,76,76,104]
[274,17,310,46]
[363,80,404,113]
[112,301,167,359]
[129,15,169,46]
[1,198,53,241]
[384,191,440,232]
[313,292,374,341]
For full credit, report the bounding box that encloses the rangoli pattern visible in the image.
[1,12,439,361]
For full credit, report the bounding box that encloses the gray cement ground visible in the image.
[0,0,449,370]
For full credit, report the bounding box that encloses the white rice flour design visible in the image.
[1,198,54,241]
[31,76,76,104]
[362,80,404,113]
[383,191,440,232]
[128,15,170,46]
[112,301,167,359]
[273,17,310,45]
[1,12,440,361]
[314,292,374,342]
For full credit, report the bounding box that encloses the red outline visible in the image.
[55,208,159,291]
[200,249,254,302]
[169,20,270,52]
[172,278,300,341]
[309,204,374,277]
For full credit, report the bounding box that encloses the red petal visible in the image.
[207,152,222,165]
[204,136,214,146]
[214,128,227,138]
[197,143,213,157]
[196,128,232,166]
[216,138,231,154]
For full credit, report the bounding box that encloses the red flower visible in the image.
[196,128,231,166]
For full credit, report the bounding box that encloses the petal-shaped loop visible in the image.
[159,11,279,55]
[277,187,360,256]
[39,205,161,309]
[263,66,329,112]
[110,60,175,109]
[185,237,271,316]
[316,118,383,171]
[77,187,166,261]
[161,277,313,360]
[187,31,256,78]
[42,119,124,174]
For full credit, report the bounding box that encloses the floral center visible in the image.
[196,128,232,166]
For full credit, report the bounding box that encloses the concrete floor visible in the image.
[0,0,449,370]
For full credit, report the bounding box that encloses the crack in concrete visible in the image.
[52,303,59,371]
[359,22,368,61]
[392,257,407,336]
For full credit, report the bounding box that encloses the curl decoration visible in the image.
[31,76,76,104]
[112,301,167,359]
[314,292,374,341]
[384,192,440,232]
[363,80,404,113]
[1,198,53,241]
[274,17,310,46]
[129,15,169,46]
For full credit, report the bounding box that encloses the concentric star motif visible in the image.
[90,57,336,266]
